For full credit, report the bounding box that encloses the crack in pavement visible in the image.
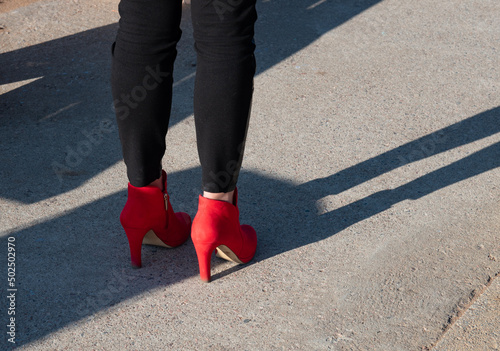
[427,271,500,350]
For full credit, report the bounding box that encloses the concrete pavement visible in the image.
[0,0,499,350]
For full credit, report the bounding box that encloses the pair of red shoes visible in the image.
[120,171,257,282]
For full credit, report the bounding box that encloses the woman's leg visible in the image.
[112,0,191,269]
[190,0,258,282]
[111,0,183,187]
[191,0,257,197]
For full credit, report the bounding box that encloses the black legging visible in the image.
[111,0,257,192]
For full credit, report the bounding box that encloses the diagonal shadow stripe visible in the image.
[300,106,500,197]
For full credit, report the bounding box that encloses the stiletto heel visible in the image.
[124,227,148,268]
[120,170,191,268]
[194,241,217,282]
[192,188,257,282]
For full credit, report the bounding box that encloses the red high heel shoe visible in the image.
[191,188,257,282]
[121,170,191,268]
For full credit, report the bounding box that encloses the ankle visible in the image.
[148,177,163,191]
[203,190,234,204]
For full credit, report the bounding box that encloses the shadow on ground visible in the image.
[2,106,499,346]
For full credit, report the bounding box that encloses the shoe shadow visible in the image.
[4,106,499,346]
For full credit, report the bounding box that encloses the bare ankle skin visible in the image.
[203,190,235,204]
[149,177,163,190]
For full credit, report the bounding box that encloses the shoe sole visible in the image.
[215,245,244,264]
[142,230,173,248]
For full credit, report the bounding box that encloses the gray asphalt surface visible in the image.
[0,0,499,350]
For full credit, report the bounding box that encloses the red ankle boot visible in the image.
[121,170,191,268]
[191,188,257,282]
